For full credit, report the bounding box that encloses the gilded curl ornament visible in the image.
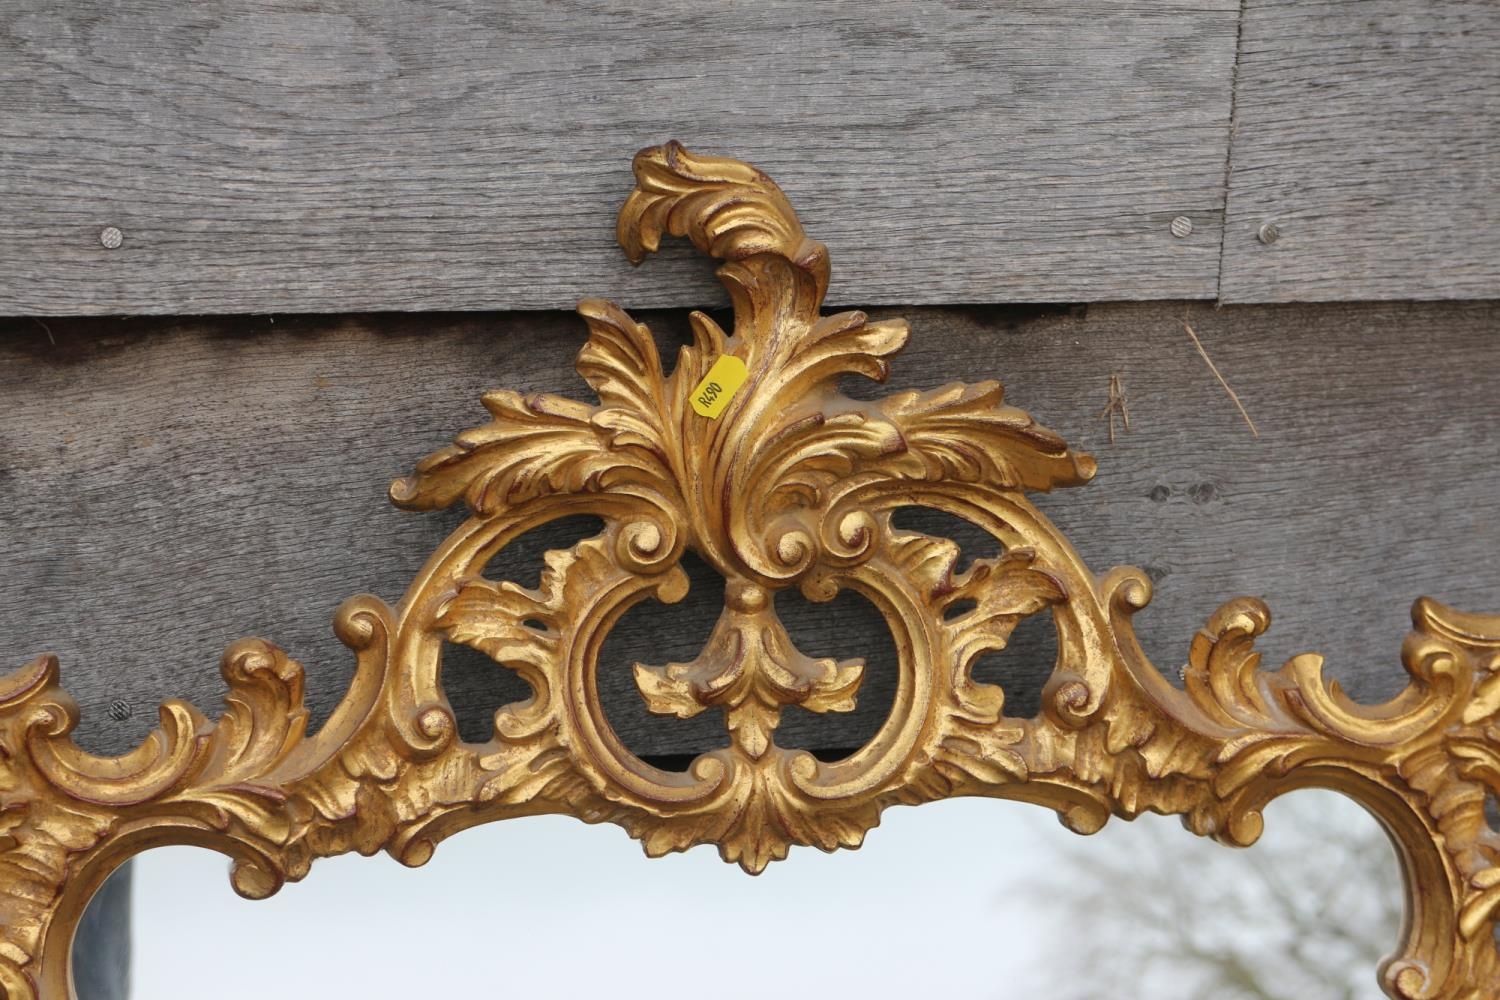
[1,143,1498,998]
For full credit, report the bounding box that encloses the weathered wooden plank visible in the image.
[1219,0,1500,302]
[0,2,1238,315]
[1,300,1496,760]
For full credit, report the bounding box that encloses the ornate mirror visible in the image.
[4,145,1497,999]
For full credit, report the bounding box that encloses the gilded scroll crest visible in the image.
[389,142,1099,872]
[0,142,1497,999]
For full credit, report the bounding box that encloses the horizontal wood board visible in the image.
[0,1,1241,314]
[1,300,1496,760]
[1219,0,1500,302]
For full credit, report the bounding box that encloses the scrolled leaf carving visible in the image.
[0,143,1495,999]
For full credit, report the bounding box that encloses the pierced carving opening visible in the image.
[944,598,979,622]
[440,641,532,744]
[971,607,1059,721]
[890,506,1001,577]
[597,550,724,770]
[776,586,898,762]
[479,514,606,588]
[436,514,610,744]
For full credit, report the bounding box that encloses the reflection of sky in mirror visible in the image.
[121,791,1398,999]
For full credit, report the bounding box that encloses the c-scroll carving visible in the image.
[1,142,1497,999]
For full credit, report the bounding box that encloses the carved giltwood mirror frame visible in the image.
[2,144,1497,999]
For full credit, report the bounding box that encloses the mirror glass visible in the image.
[74,789,1399,999]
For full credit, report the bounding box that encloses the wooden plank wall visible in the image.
[8,4,1498,312]
[3,300,1496,760]
[0,1,1239,313]
[1219,0,1500,301]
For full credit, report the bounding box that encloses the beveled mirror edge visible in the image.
[2,143,1496,1000]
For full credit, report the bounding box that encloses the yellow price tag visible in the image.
[689,356,748,419]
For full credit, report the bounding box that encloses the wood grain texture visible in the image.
[0,1,1237,315]
[1219,0,1500,302]
[1,300,1496,760]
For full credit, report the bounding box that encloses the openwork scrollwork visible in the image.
[1,143,1497,999]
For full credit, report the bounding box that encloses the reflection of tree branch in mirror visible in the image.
[1015,791,1400,1000]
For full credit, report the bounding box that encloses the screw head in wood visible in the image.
[99,226,124,250]
[1257,222,1280,245]
[1170,216,1193,238]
